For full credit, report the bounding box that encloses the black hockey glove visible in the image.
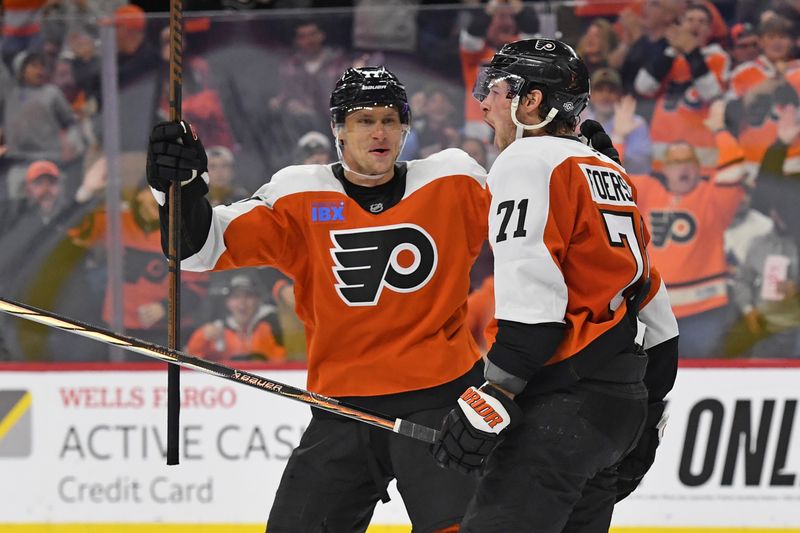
[616,401,668,502]
[147,120,208,193]
[580,119,622,165]
[431,383,522,475]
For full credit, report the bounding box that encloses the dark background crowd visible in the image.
[0,0,799,362]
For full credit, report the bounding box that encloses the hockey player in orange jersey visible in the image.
[146,66,489,532]
[432,39,679,532]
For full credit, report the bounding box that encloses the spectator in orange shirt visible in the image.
[729,23,761,67]
[634,3,731,174]
[727,16,800,176]
[70,183,209,348]
[187,274,286,362]
[632,102,746,357]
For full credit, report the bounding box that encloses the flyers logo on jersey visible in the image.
[650,210,697,247]
[330,224,438,306]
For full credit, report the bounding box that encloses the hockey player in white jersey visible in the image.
[431,39,680,531]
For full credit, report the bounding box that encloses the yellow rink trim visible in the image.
[3,526,800,533]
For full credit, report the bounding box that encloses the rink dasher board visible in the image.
[0,366,799,529]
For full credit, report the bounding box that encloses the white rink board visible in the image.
[0,367,799,528]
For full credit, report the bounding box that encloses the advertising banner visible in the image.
[1,366,799,530]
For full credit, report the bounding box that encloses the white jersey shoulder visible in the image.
[253,164,344,208]
[404,148,487,198]
[489,136,622,191]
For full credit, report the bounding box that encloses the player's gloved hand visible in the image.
[580,119,622,165]
[147,120,208,193]
[616,401,668,502]
[431,383,522,475]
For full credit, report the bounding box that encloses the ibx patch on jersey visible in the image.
[311,201,346,222]
[330,223,438,306]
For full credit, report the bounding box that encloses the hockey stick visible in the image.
[167,0,184,465]
[0,297,441,444]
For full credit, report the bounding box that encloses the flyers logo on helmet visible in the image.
[330,224,438,306]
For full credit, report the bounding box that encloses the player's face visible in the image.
[480,78,516,151]
[339,106,404,178]
[663,144,701,195]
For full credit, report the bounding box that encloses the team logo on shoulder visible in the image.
[330,224,438,306]
[650,210,696,247]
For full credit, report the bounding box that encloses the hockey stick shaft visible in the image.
[0,297,441,444]
[167,0,184,465]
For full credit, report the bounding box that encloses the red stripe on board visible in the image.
[1,359,800,372]
[0,361,309,372]
[678,358,800,368]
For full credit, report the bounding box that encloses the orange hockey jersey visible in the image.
[71,207,208,331]
[466,274,495,352]
[487,136,677,370]
[631,131,746,318]
[636,44,730,172]
[728,56,800,175]
[181,149,489,397]
[186,313,286,362]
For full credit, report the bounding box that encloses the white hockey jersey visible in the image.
[487,136,677,366]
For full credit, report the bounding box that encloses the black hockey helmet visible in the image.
[330,66,411,125]
[474,38,590,123]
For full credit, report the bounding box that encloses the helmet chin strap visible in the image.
[510,95,559,140]
[333,126,410,181]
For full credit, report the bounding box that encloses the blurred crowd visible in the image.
[0,0,799,362]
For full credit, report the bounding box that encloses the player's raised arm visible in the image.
[146,120,298,273]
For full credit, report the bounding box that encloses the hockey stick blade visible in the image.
[0,296,441,444]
